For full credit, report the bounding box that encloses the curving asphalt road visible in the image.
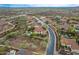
[46,25,56,55]
[33,16,56,55]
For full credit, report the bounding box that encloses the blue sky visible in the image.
[0,4,79,7]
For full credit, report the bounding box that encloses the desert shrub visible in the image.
[19,43,28,49]
[6,31,19,39]
[0,46,9,55]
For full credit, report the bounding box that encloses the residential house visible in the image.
[34,25,46,35]
[61,36,79,54]
[60,18,69,32]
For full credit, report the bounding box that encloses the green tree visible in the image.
[67,24,76,34]
[55,16,61,23]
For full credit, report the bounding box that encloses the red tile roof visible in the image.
[61,37,79,50]
[34,25,45,33]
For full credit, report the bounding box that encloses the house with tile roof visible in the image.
[61,36,79,54]
[34,25,46,35]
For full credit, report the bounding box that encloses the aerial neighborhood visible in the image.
[0,7,79,55]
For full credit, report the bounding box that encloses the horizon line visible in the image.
[0,4,79,7]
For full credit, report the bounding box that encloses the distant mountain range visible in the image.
[0,4,79,8]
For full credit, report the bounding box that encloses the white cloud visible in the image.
[30,4,78,7]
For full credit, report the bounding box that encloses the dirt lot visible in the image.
[4,35,47,54]
[0,20,12,32]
